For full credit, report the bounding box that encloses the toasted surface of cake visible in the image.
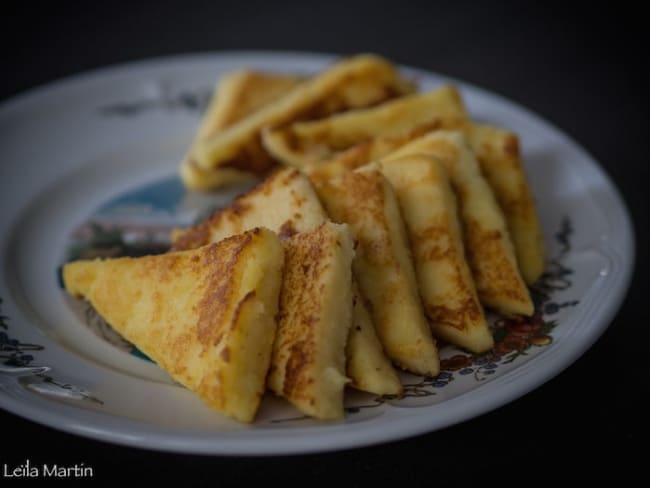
[312,167,440,376]
[377,156,493,352]
[385,131,533,316]
[63,228,285,423]
[268,222,354,419]
[172,168,326,250]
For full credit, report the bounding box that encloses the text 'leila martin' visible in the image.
[3,460,93,478]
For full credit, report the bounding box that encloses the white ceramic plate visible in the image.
[0,51,634,455]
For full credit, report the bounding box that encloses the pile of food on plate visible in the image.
[63,54,545,423]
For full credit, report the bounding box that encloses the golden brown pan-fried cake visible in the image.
[172,168,402,396]
[263,86,467,168]
[268,222,354,420]
[181,71,303,190]
[312,167,440,376]
[376,156,493,353]
[467,124,545,285]
[384,131,534,317]
[63,228,285,423]
[347,281,402,395]
[189,54,415,185]
[171,168,328,249]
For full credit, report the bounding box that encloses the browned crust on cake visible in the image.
[272,224,331,401]
[412,223,483,331]
[171,169,304,251]
[463,219,530,305]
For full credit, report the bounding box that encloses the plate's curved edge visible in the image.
[0,50,637,455]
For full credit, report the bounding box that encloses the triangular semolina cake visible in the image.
[346,280,402,395]
[171,168,328,250]
[268,222,354,420]
[467,123,545,285]
[63,228,285,423]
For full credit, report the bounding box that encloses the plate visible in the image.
[0,51,634,455]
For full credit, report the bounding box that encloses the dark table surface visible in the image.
[2,1,647,484]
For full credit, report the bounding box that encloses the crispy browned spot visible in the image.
[283,340,313,397]
[278,220,297,240]
[463,218,528,304]
[412,223,482,330]
[229,290,257,334]
[427,297,482,331]
[275,224,335,400]
[150,291,163,324]
[195,232,254,347]
[336,143,373,169]
[220,346,230,363]
[413,225,449,261]
[218,137,277,174]
[503,134,520,158]
[169,332,192,374]
[230,199,251,216]
[170,219,212,252]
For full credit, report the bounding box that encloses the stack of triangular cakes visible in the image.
[63,54,546,423]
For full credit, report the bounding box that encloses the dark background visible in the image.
[1,1,647,484]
